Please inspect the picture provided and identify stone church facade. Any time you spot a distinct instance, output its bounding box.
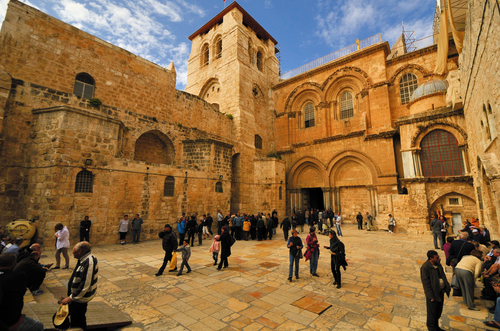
[0,0,497,245]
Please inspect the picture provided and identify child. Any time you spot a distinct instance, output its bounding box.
[197,219,204,246]
[209,235,220,266]
[176,240,191,276]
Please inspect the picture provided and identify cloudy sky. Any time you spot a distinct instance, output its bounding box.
[0,0,436,89]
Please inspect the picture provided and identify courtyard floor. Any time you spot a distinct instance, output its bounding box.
[28,224,495,330]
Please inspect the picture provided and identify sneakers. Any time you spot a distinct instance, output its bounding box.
[31,290,44,296]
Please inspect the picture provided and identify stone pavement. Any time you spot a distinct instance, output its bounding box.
[26,225,495,330]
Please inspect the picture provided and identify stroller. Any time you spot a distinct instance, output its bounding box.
[321,221,331,235]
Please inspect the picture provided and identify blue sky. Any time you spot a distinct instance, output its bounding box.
[0,0,436,89]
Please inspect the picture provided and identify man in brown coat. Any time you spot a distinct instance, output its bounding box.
[420,250,451,331]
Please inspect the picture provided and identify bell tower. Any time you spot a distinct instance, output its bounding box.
[185,2,283,213]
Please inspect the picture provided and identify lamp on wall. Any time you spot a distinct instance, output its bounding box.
[84,159,93,166]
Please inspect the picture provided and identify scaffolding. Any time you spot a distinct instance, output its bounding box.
[402,22,417,53]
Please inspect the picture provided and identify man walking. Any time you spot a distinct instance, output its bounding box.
[356,212,363,230]
[335,213,343,237]
[156,224,178,276]
[420,250,450,331]
[61,242,98,331]
[217,210,224,235]
[132,214,143,244]
[80,216,92,242]
[430,215,444,249]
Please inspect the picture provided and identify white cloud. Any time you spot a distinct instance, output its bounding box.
[0,0,8,25]
[265,0,273,9]
[315,0,434,49]
[45,0,205,88]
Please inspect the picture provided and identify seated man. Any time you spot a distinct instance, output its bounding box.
[16,243,40,262]
[0,253,44,331]
[484,283,500,328]
[4,237,23,255]
[14,251,49,295]
[482,247,500,300]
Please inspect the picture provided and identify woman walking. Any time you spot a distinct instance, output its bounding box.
[287,230,303,282]
[324,230,347,288]
[217,226,232,270]
[119,215,129,245]
[305,226,320,277]
[53,223,70,269]
[455,249,483,310]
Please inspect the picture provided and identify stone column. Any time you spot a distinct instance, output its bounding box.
[459,146,469,174]
[322,188,331,209]
[413,150,423,177]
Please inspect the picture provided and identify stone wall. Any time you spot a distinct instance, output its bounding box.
[460,0,500,234]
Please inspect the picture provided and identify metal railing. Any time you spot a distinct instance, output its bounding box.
[280,34,383,80]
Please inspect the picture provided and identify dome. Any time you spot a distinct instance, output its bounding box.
[410,79,448,102]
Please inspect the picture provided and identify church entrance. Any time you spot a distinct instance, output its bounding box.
[302,188,324,210]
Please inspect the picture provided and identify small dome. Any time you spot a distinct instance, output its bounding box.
[410,79,448,102]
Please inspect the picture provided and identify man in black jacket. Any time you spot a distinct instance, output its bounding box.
[447,232,475,266]
[280,216,291,241]
[14,251,48,295]
[156,224,178,276]
[421,250,450,331]
[356,212,363,230]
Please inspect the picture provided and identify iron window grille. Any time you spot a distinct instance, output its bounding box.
[74,73,95,99]
[255,135,263,149]
[399,73,418,104]
[340,91,354,119]
[420,130,465,177]
[75,169,94,193]
[215,181,223,193]
[164,176,175,197]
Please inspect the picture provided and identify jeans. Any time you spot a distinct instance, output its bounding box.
[12,316,44,331]
[289,254,300,278]
[212,252,219,263]
[331,256,341,285]
[132,229,141,243]
[310,250,319,274]
[432,231,444,249]
[55,247,70,267]
[273,227,277,235]
[335,224,342,236]
[494,297,500,323]
[178,232,185,247]
[178,259,191,274]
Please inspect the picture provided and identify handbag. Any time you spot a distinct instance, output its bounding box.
[296,248,303,259]
[451,274,459,289]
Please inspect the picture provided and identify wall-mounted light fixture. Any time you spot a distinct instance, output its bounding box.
[219,175,223,179]
[85,159,93,166]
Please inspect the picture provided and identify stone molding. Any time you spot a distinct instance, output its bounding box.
[405,91,446,109]
[388,63,434,85]
[182,138,233,149]
[32,106,125,129]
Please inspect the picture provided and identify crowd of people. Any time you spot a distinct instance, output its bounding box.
[421,217,500,330]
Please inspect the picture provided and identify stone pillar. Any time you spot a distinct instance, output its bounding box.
[460,146,469,174]
[322,188,331,209]
[413,150,423,177]
[374,188,379,217]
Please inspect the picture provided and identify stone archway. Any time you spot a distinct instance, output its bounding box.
[429,192,477,235]
[133,130,175,165]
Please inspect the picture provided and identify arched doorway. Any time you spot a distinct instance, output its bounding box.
[429,193,477,235]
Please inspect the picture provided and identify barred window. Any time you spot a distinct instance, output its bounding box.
[279,186,282,200]
[74,73,95,99]
[255,135,262,149]
[75,170,94,193]
[420,130,464,177]
[304,102,315,128]
[340,91,354,119]
[215,181,223,193]
[202,44,209,66]
[399,73,418,104]
[164,176,175,197]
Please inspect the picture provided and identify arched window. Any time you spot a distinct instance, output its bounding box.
[340,91,354,119]
[164,176,175,197]
[420,130,464,177]
[279,186,282,200]
[256,51,263,72]
[304,102,315,128]
[215,37,222,59]
[399,73,418,104]
[75,169,94,193]
[254,135,262,149]
[202,44,209,66]
[73,73,95,99]
[215,181,223,193]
